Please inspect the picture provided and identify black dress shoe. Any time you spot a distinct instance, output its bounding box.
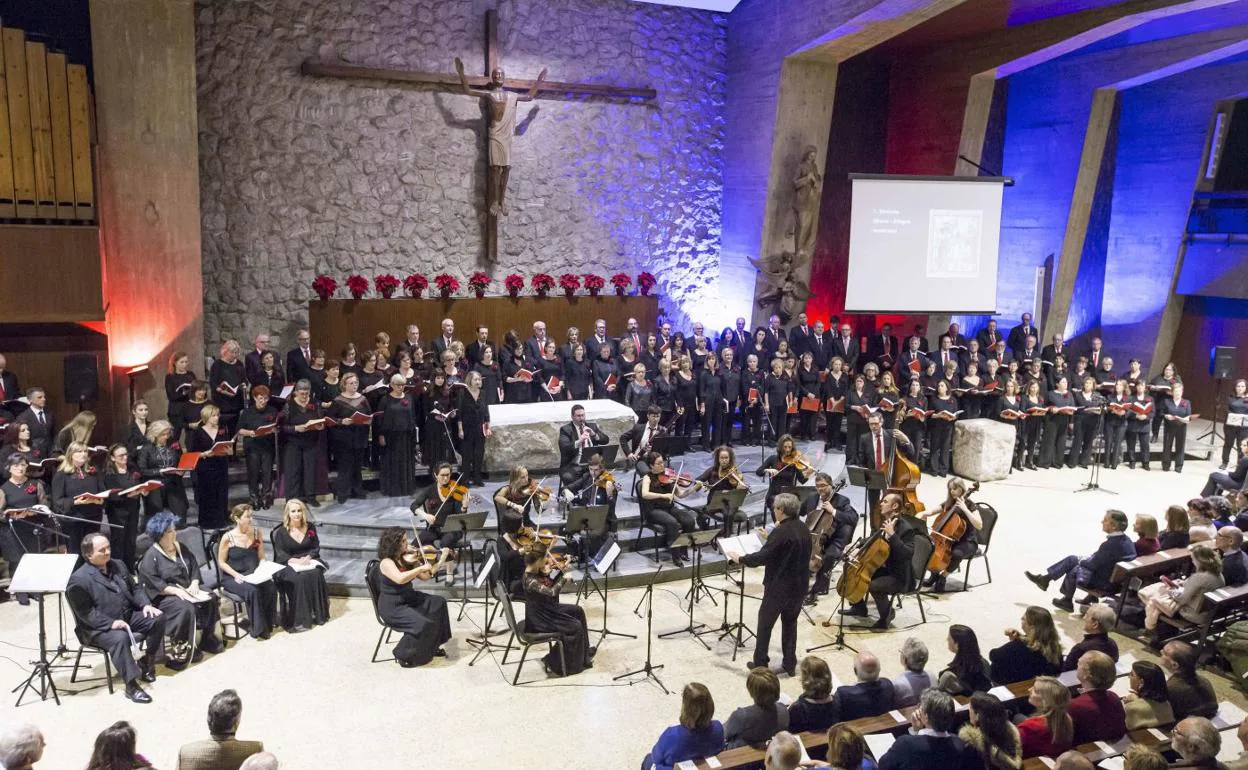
[200,637,225,654]
[839,603,868,617]
[871,613,893,630]
[803,594,819,607]
[1025,571,1051,592]
[125,682,152,704]
[1051,597,1075,612]
[140,663,157,683]
[782,665,796,677]
[433,648,447,658]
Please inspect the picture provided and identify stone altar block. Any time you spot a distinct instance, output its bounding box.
[485,399,638,471]
[952,419,1016,482]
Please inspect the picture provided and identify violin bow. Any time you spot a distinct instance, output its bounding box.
[430,471,467,525]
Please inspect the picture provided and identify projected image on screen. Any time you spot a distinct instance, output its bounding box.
[845,176,1006,314]
[927,210,983,278]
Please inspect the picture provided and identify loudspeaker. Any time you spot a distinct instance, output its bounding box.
[1211,346,1238,379]
[63,354,99,402]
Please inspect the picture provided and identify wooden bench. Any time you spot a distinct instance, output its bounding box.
[1105,548,1194,627]
[1156,582,1248,659]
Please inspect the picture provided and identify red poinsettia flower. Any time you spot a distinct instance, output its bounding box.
[583,274,605,291]
[610,272,632,289]
[433,273,460,292]
[403,273,429,292]
[374,274,400,295]
[345,274,369,296]
[504,274,525,292]
[558,273,581,291]
[468,272,491,291]
[637,272,657,289]
[531,273,555,291]
[311,275,338,300]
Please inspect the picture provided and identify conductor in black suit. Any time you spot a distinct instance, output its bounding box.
[285,329,315,384]
[857,413,915,515]
[725,492,811,676]
[557,403,609,484]
[66,534,165,703]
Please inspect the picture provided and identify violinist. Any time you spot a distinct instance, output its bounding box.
[562,452,620,535]
[640,452,700,567]
[804,473,859,604]
[696,446,749,534]
[756,434,813,514]
[374,527,452,667]
[522,545,595,676]
[622,406,664,479]
[919,478,983,593]
[409,462,465,579]
[840,492,922,630]
[557,404,609,485]
[494,465,542,535]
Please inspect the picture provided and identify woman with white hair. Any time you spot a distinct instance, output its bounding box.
[0,722,44,770]
[137,510,223,665]
[377,373,418,496]
[210,338,247,434]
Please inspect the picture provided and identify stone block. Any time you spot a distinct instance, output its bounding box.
[485,398,638,472]
[952,419,1016,482]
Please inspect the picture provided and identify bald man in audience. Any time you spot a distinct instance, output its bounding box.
[1169,716,1225,769]
[764,731,802,770]
[1217,526,1248,587]
[1053,751,1094,770]
[238,753,279,770]
[0,722,44,770]
[832,651,895,722]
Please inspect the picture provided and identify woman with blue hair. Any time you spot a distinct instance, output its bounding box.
[136,511,223,667]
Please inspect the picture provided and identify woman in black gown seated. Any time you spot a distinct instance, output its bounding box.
[375,526,453,667]
[137,511,223,666]
[522,546,594,676]
[215,504,278,639]
[271,498,330,632]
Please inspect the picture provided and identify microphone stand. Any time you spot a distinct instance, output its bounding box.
[1076,400,1115,495]
[615,562,668,693]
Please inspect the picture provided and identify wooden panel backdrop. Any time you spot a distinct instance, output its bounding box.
[309,296,660,362]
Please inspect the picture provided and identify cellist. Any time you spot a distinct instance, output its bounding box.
[919,477,983,593]
[804,472,859,606]
[838,491,922,630]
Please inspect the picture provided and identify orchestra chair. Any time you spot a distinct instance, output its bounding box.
[205,529,248,642]
[891,536,934,624]
[633,497,667,563]
[492,575,565,686]
[267,526,293,627]
[65,583,145,694]
[177,526,218,590]
[960,504,999,591]
[363,558,397,664]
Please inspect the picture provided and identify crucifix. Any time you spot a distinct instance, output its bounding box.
[301,10,657,262]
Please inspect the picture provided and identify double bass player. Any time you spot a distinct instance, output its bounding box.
[858,413,916,518]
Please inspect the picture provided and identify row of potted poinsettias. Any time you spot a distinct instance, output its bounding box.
[312,271,657,301]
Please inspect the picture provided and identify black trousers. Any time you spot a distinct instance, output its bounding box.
[88,611,165,684]
[1104,420,1126,468]
[645,504,696,549]
[846,419,865,465]
[333,444,367,500]
[461,431,486,484]
[743,404,763,444]
[1162,423,1187,471]
[1024,419,1044,464]
[1126,429,1151,467]
[825,412,844,448]
[753,590,803,671]
[702,405,729,449]
[146,477,188,522]
[1223,424,1246,466]
[851,574,904,620]
[284,442,318,501]
[1070,415,1100,466]
[810,541,847,594]
[928,423,953,474]
[246,444,275,499]
[767,404,787,441]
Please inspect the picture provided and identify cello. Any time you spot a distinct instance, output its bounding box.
[806,478,848,574]
[925,480,980,573]
[832,520,891,607]
[870,430,925,529]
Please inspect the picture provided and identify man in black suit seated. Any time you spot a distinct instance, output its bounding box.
[858,413,916,515]
[867,324,899,371]
[1025,509,1137,612]
[561,452,620,538]
[465,325,495,366]
[621,406,663,472]
[285,328,315,384]
[787,312,812,357]
[725,492,810,676]
[14,387,54,458]
[975,319,1003,351]
[804,473,859,604]
[584,319,613,362]
[1062,603,1119,671]
[243,333,271,386]
[878,690,979,770]
[831,323,859,373]
[1006,312,1037,353]
[66,534,165,703]
[430,318,457,359]
[557,403,609,484]
[1202,437,1248,496]
[831,651,895,721]
[840,491,922,628]
[808,321,830,369]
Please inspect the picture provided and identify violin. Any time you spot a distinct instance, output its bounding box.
[401,544,449,569]
[522,481,553,502]
[440,480,470,502]
[594,469,619,490]
[781,450,814,474]
[513,525,566,551]
[659,468,702,488]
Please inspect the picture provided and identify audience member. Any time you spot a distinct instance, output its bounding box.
[1226,716,1248,770]
[1024,510,1135,612]
[1121,745,1167,770]
[833,652,895,722]
[1123,660,1174,730]
[1217,526,1248,587]
[878,690,978,770]
[1161,641,1218,720]
[891,638,932,708]
[237,754,279,770]
[0,723,44,770]
[1062,603,1118,671]
[1141,544,1224,636]
[763,731,802,770]
[1161,505,1193,550]
[724,668,789,749]
[177,689,265,770]
[1133,514,1161,556]
[957,692,1020,770]
[1169,716,1224,769]
[788,656,837,734]
[1066,651,1126,744]
[937,625,992,696]
[1189,498,1218,544]
[1017,676,1073,758]
[85,721,151,770]
[817,724,873,770]
[1210,495,1235,529]
[988,606,1062,684]
[1052,751,1093,770]
[643,683,725,770]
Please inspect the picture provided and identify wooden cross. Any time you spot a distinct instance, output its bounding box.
[301,10,657,262]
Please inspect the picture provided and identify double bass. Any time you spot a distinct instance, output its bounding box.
[925,481,980,573]
[870,431,925,529]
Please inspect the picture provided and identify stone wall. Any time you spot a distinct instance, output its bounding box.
[196,0,725,351]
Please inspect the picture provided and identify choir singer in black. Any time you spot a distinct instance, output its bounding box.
[724,492,811,677]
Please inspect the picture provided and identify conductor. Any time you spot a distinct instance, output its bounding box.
[66,534,165,703]
[725,492,811,676]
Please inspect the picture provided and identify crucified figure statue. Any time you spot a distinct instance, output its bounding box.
[454,58,548,217]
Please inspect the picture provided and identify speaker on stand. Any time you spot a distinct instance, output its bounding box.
[1200,346,1238,447]
[63,354,99,414]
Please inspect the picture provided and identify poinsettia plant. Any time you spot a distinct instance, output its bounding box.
[312,275,338,301]
[558,273,581,297]
[531,272,556,297]
[610,272,632,296]
[433,273,460,298]
[374,273,400,298]
[403,273,428,297]
[583,273,605,296]
[345,274,369,299]
[468,271,491,297]
[637,272,657,296]
[504,274,524,297]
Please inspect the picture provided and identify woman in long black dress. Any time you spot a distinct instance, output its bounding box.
[1070,376,1105,468]
[282,381,325,507]
[271,498,329,632]
[420,371,457,467]
[164,351,195,443]
[1040,376,1075,469]
[457,372,490,486]
[993,379,1026,471]
[209,339,247,435]
[124,400,150,455]
[0,455,52,599]
[102,444,148,569]
[563,344,592,402]
[899,377,929,467]
[523,547,594,676]
[1020,380,1046,470]
[1222,378,1248,470]
[1103,379,1130,470]
[536,341,565,402]
[699,356,728,449]
[327,372,371,503]
[927,380,959,477]
[474,346,504,405]
[795,352,820,440]
[51,441,106,556]
[135,420,189,520]
[216,504,278,639]
[376,374,418,497]
[237,386,278,510]
[843,374,874,466]
[186,404,233,530]
[591,345,618,403]
[502,333,534,404]
[375,526,452,667]
[675,356,700,440]
[137,511,223,665]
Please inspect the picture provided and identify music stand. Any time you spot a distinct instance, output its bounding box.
[9,553,77,706]
[445,510,489,619]
[707,488,749,536]
[467,547,510,665]
[565,505,610,599]
[778,485,819,506]
[591,444,620,466]
[615,562,668,694]
[583,535,636,645]
[845,465,887,536]
[658,529,720,649]
[652,435,690,458]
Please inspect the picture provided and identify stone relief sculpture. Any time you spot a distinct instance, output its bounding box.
[749,250,811,324]
[787,144,823,257]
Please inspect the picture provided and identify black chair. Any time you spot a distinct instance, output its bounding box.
[65,583,144,694]
[177,525,217,590]
[960,504,999,591]
[892,535,935,624]
[633,499,665,562]
[268,526,294,627]
[363,558,398,663]
[493,577,565,686]
[205,529,247,641]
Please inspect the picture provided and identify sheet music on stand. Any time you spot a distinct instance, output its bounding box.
[591,537,621,575]
[9,553,78,594]
[474,552,497,589]
[718,531,763,559]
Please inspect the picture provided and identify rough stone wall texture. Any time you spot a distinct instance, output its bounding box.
[196,0,725,350]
